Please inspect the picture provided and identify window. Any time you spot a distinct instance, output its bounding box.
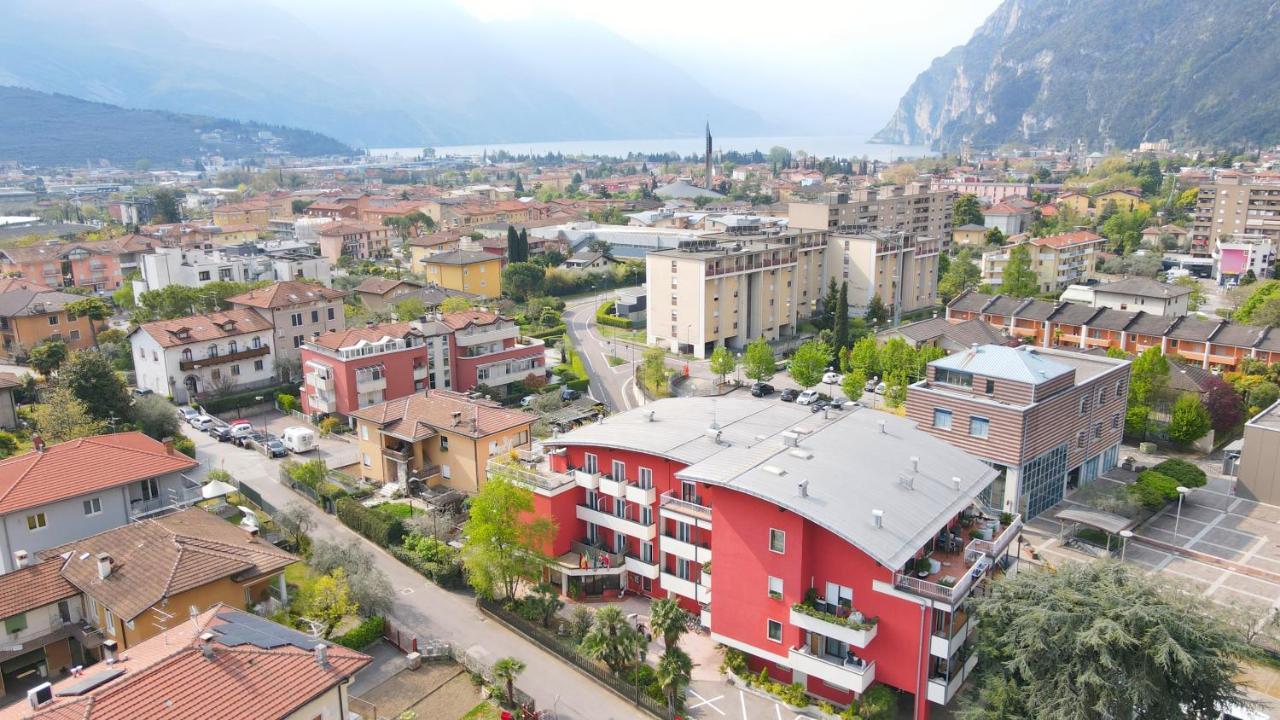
[767,576,783,600]
[969,416,989,438]
[5,613,27,636]
[198,270,211,281]
[1112,413,1121,430]
[642,541,654,563]
[83,497,102,516]
[327,307,336,321]
[47,315,58,326]
[935,368,972,388]
[640,506,652,525]
[311,310,319,323]
[611,460,626,482]
[362,452,371,467]
[1116,378,1126,396]
[26,513,46,531]
[985,378,995,394]
[1077,431,1086,448]
[614,499,628,519]
[70,330,81,341]
[104,609,115,636]
[254,359,264,371]
[583,453,598,474]
[290,312,303,327]
[766,619,782,643]
[638,467,653,489]
[932,408,953,430]
[293,335,304,348]
[360,425,369,440]
[1094,422,1103,439]
[769,528,785,554]
[1098,386,1107,403]
[231,364,240,376]
[440,436,449,451]
[1079,397,1089,415]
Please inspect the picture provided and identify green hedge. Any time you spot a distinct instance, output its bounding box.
[335,498,405,547]
[595,301,633,329]
[333,616,385,650]
[1151,458,1207,488]
[201,383,300,415]
[1129,470,1180,510]
[388,545,466,589]
[566,378,589,392]
[525,324,567,340]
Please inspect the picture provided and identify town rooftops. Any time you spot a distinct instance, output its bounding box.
[45,508,296,622]
[0,433,197,516]
[422,249,500,266]
[984,202,1025,216]
[440,309,504,331]
[953,223,988,232]
[1030,230,1105,249]
[0,278,52,294]
[0,289,90,318]
[354,276,423,296]
[883,317,1009,348]
[676,407,998,569]
[315,220,382,236]
[226,280,346,309]
[932,344,1075,385]
[349,389,535,440]
[0,557,78,621]
[1093,277,1192,299]
[0,605,369,720]
[133,309,274,348]
[0,242,118,264]
[307,321,415,351]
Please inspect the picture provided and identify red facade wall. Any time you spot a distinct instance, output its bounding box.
[451,340,546,392]
[299,344,427,416]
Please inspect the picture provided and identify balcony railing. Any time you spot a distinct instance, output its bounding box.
[487,458,574,493]
[129,479,202,519]
[658,491,712,523]
[382,444,411,462]
[179,344,269,371]
[897,513,1021,606]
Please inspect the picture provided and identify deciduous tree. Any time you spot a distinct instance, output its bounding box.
[501,262,545,301]
[952,194,984,227]
[787,340,829,389]
[299,568,358,639]
[65,297,111,348]
[708,346,736,385]
[460,471,556,600]
[742,337,776,382]
[31,386,105,443]
[1167,392,1212,446]
[999,244,1038,298]
[60,350,131,423]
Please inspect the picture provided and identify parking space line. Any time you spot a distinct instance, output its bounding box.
[739,690,749,720]
[688,689,726,716]
[775,702,783,720]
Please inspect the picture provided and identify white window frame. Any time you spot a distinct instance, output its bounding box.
[83,497,102,516]
[933,408,952,430]
[766,619,782,643]
[26,513,46,531]
[769,528,785,554]
[767,576,783,600]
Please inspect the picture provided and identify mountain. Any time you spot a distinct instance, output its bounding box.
[0,86,353,168]
[0,0,765,148]
[873,0,1280,150]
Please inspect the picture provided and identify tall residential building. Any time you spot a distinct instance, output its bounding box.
[228,281,347,366]
[645,229,828,358]
[906,344,1130,519]
[787,182,954,244]
[1190,172,1280,257]
[833,231,941,316]
[507,397,1019,716]
[980,231,1106,293]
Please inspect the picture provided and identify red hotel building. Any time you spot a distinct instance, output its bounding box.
[500,397,1020,717]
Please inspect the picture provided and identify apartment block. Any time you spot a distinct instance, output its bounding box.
[907,344,1130,519]
[130,310,277,403]
[833,231,940,315]
[228,281,347,366]
[1190,172,1280,256]
[440,310,546,392]
[0,289,98,360]
[506,397,1018,716]
[981,231,1106,293]
[787,182,954,243]
[300,321,444,418]
[645,229,827,358]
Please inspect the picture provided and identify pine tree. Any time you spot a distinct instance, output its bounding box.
[514,174,524,194]
[865,295,889,326]
[518,229,529,262]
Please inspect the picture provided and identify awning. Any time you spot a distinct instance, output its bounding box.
[1055,507,1137,535]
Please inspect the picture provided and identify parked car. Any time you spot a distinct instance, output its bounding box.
[796,389,820,405]
[874,382,887,395]
[131,387,154,398]
[821,371,842,385]
[750,382,775,397]
[231,424,258,447]
[255,435,288,458]
[779,388,798,402]
[210,424,235,442]
[190,415,215,431]
[238,431,267,449]
[561,387,581,402]
[520,394,537,408]
[282,426,317,453]
[864,377,879,393]
[810,399,829,413]
[177,406,200,423]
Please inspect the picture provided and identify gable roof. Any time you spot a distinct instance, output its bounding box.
[0,242,118,264]
[0,433,197,516]
[1093,277,1192,299]
[422,249,500,266]
[349,389,535,440]
[439,309,503,330]
[134,309,274,348]
[0,606,368,720]
[1031,230,1105,249]
[49,508,297,621]
[888,317,1009,347]
[353,277,422,296]
[226,281,345,309]
[0,557,79,620]
[0,278,52,294]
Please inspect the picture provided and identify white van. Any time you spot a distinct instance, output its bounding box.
[281,426,317,454]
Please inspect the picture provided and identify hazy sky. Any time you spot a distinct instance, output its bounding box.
[455,0,1003,133]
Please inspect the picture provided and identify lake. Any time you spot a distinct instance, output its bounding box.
[370,134,933,161]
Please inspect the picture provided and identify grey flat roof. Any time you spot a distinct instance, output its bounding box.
[1247,399,1280,432]
[676,408,998,569]
[932,344,1074,385]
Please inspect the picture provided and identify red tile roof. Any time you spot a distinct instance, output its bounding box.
[0,606,369,720]
[134,309,274,348]
[0,278,52,294]
[1030,230,1105,249]
[440,309,502,330]
[0,558,78,620]
[349,389,535,439]
[226,281,346,309]
[307,321,415,351]
[0,433,197,516]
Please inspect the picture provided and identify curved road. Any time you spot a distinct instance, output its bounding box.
[563,295,643,412]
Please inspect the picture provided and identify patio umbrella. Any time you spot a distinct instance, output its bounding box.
[202,479,238,499]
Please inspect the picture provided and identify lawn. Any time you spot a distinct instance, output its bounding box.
[606,355,625,367]
[375,502,418,519]
[460,701,502,720]
[596,325,647,345]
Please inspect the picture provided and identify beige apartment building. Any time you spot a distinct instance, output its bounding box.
[981,231,1106,294]
[787,182,954,243]
[228,280,347,367]
[833,231,941,317]
[1190,172,1280,257]
[645,229,827,358]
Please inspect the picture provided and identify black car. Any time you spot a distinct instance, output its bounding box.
[810,399,829,413]
[779,388,798,402]
[750,382,775,397]
[238,431,267,449]
[210,424,235,442]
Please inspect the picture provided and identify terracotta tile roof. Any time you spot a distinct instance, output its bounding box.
[354,277,422,296]
[226,281,346,309]
[48,508,297,621]
[0,243,119,264]
[406,230,465,248]
[0,373,20,390]
[307,321,415,351]
[350,389,535,440]
[315,221,382,236]
[110,233,158,253]
[134,309,274,348]
[0,558,79,620]
[0,605,369,720]
[1030,230,1104,249]
[0,433,197,516]
[984,202,1025,216]
[0,278,52,294]
[440,309,502,330]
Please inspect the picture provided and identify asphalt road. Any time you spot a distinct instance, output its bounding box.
[563,295,643,412]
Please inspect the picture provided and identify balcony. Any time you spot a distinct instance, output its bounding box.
[306,371,333,391]
[575,470,600,490]
[790,604,878,649]
[576,504,657,540]
[129,478,202,519]
[308,393,335,413]
[455,326,520,348]
[625,483,656,505]
[382,443,412,462]
[487,457,575,495]
[931,612,975,659]
[624,554,660,579]
[927,651,979,705]
[413,364,429,380]
[658,491,712,529]
[554,541,627,578]
[179,344,269,371]
[894,512,1021,608]
[598,475,625,499]
[659,533,711,564]
[356,373,387,392]
[659,571,710,602]
[787,645,875,694]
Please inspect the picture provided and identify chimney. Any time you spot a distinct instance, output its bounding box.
[13,550,28,569]
[162,437,175,455]
[872,509,884,528]
[32,435,44,453]
[451,411,462,427]
[647,410,655,422]
[102,639,118,664]
[797,479,808,497]
[312,331,320,340]
[314,643,329,668]
[199,631,216,660]
[96,553,113,579]
[953,476,962,492]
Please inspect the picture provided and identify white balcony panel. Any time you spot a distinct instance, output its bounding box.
[930,617,976,659]
[624,556,660,579]
[789,607,878,649]
[625,484,656,505]
[927,652,979,705]
[786,647,875,694]
[660,572,697,600]
[597,476,625,498]
[574,470,599,490]
[575,505,656,540]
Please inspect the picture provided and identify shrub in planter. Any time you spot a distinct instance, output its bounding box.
[778,682,809,707]
[1152,458,1206,489]
[1129,470,1180,510]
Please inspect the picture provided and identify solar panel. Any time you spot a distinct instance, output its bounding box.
[213,612,321,650]
[56,669,125,696]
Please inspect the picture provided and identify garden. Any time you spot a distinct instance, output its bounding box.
[721,648,896,719]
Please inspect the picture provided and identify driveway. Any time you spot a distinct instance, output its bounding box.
[182,424,642,720]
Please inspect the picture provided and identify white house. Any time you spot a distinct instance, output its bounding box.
[129,309,277,403]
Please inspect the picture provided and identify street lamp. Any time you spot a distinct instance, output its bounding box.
[1173,486,1191,539]
[824,366,836,402]
[1119,529,1134,561]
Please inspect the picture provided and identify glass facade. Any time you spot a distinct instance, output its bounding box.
[1020,443,1069,519]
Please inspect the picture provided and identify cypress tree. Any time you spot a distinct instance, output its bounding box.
[518,228,530,262]
[833,281,850,356]
[506,225,520,262]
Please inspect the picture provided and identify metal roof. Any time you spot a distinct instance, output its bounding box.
[676,408,998,569]
[931,344,1074,385]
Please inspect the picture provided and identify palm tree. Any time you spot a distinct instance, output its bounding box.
[580,605,644,674]
[491,656,525,707]
[648,598,688,651]
[656,645,693,716]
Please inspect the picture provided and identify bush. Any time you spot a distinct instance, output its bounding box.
[277,394,298,414]
[525,325,566,340]
[565,378,589,392]
[200,383,299,415]
[172,435,196,458]
[375,502,417,519]
[721,647,749,676]
[778,682,809,707]
[389,541,464,588]
[595,301,633,329]
[1152,458,1207,489]
[336,498,405,547]
[1129,470,1180,510]
[333,615,384,650]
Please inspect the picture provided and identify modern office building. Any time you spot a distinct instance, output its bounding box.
[906,344,1130,518]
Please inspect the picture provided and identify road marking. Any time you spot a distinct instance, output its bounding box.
[688,690,725,715]
[775,702,784,720]
[399,587,414,595]
[739,690,749,720]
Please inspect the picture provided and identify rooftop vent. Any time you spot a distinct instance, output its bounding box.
[781,431,799,447]
[13,550,28,569]
[314,643,329,668]
[787,448,813,460]
[953,476,962,492]
[797,479,809,498]
[910,456,919,473]
[96,553,113,580]
[872,509,884,528]
[763,465,786,476]
[647,410,656,423]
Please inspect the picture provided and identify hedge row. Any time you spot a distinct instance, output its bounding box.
[525,324,567,340]
[1151,458,1207,488]
[595,301,633,329]
[335,498,405,547]
[333,616,385,650]
[387,545,466,589]
[565,378,589,392]
[201,383,300,415]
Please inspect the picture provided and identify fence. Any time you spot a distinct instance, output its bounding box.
[382,617,419,654]
[235,481,277,517]
[477,598,670,719]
